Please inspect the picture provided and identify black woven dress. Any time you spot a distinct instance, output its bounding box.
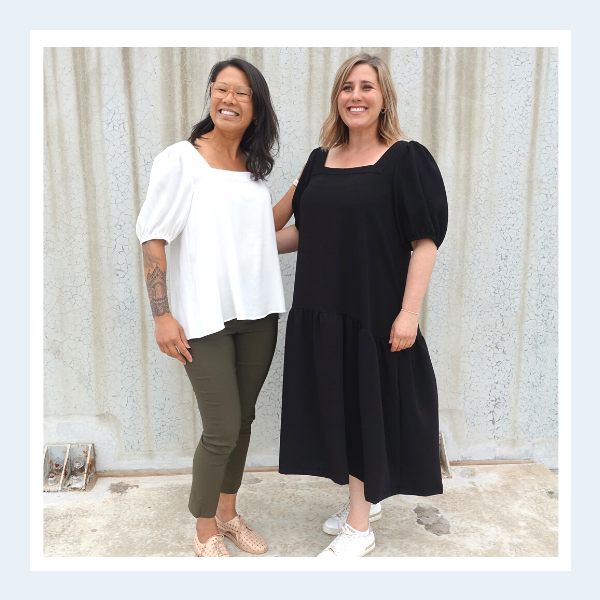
[278,140,448,504]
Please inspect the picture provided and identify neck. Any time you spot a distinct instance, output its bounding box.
[346,126,381,152]
[203,127,244,161]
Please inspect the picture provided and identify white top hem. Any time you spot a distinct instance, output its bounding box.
[186,307,288,340]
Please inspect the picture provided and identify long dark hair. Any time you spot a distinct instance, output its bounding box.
[188,57,279,181]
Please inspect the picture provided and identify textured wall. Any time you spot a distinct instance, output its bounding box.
[43,47,558,471]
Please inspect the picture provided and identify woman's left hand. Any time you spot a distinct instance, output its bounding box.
[389,311,419,352]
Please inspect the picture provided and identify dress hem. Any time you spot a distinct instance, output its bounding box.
[277,464,444,502]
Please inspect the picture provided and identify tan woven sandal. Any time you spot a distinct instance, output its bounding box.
[193,532,230,557]
[215,514,268,554]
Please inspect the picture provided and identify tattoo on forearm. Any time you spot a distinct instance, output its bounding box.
[143,243,163,271]
[146,265,170,317]
[142,242,171,317]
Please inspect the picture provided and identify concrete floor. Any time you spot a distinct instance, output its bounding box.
[44,463,558,557]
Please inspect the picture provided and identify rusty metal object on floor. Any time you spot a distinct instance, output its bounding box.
[43,444,97,492]
[439,431,452,478]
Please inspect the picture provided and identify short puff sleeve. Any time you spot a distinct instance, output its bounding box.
[292,147,321,231]
[393,141,448,250]
[136,143,196,245]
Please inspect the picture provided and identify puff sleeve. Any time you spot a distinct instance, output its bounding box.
[393,141,448,250]
[136,143,196,245]
[292,147,321,231]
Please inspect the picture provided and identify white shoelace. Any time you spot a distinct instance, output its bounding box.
[327,523,363,555]
[334,499,351,524]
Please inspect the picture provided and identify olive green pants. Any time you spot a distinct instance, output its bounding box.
[184,313,279,519]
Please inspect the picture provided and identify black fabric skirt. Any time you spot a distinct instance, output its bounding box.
[278,308,443,504]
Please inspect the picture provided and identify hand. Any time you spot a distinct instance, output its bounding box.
[389,311,419,352]
[154,314,193,364]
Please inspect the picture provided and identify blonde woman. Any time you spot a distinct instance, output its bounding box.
[273,53,448,557]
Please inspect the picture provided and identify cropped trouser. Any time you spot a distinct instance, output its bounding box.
[184,313,278,519]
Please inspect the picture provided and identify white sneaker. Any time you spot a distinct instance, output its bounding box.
[322,499,382,535]
[317,523,376,558]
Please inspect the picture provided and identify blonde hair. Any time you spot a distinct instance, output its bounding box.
[319,53,407,150]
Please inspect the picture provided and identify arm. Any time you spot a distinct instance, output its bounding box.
[276,224,299,254]
[272,165,305,231]
[273,184,296,232]
[142,239,193,364]
[389,238,438,352]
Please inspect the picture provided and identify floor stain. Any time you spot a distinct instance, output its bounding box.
[242,474,262,485]
[109,481,139,495]
[459,468,478,479]
[414,503,451,536]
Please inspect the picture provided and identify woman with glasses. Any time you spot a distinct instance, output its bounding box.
[274,53,448,557]
[136,58,285,557]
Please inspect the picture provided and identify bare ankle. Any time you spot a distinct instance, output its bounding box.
[196,517,219,543]
[216,492,238,523]
[215,508,238,522]
[346,516,369,532]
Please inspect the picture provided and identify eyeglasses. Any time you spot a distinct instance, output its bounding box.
[210,81,253,103]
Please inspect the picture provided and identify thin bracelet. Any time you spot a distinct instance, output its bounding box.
[401,308,419,316]
[292,178,299,187]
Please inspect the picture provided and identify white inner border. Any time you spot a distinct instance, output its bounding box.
[31,29,571,572]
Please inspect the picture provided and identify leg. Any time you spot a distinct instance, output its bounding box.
[317,475,376,557]
[346,475,371,532]
[216,314,279,521]
[184,324,242,541]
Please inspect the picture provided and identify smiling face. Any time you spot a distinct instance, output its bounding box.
[337,63,384,135]
[209,66,254,134]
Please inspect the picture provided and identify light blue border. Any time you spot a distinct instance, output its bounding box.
[4,0,594,596]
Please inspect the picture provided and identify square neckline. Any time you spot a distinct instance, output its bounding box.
[186,140,253,180]
[321,140,406,173]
